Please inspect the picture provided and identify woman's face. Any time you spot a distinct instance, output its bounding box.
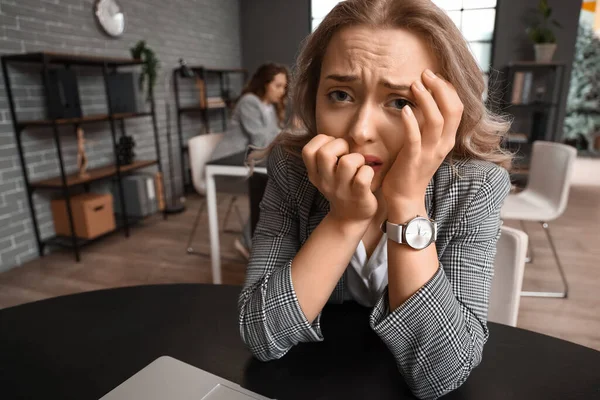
[315,25,439,191]
[265,72,287,103]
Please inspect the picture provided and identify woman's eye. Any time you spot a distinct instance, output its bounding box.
[388,98,412,110]
[328,90,352,102]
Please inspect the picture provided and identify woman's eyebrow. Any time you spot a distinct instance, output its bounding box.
[324,74,411,92]
[380,79,411,92]
[324,74,358,83]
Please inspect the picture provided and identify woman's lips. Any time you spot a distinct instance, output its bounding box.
[363,155,383,171]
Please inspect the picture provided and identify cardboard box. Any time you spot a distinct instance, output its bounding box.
[51,193,116,239]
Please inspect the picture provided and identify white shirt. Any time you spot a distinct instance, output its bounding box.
[345,234,389,307]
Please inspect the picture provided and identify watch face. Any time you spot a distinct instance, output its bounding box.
[404,217,434,250]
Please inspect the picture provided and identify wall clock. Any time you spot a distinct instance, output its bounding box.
[94,0,125,38]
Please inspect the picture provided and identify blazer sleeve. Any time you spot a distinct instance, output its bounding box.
[238,96,269,148]
[238,146,324,362]
[369,166,511,400]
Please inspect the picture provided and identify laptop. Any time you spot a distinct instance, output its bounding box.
[99,356,273,400]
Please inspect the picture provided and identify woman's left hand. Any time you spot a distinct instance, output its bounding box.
[381,69,464,210]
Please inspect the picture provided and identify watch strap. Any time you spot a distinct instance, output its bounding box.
[383,220,404,244]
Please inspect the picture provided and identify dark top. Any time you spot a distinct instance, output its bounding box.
[0,284,598,400]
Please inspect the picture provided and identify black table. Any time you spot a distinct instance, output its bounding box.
[0,285,598,400]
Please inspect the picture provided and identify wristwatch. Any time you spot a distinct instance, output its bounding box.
[381,215,437,250]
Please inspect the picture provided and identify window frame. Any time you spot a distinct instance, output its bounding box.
[308,0,500,73]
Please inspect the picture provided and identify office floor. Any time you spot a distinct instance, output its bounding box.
[0,176,599,352]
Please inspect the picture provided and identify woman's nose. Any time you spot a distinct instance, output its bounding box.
[347,103,376,145]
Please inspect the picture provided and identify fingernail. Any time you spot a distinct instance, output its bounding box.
[403,105,413,116]
[424,69,436,79]
[413,81,425,91]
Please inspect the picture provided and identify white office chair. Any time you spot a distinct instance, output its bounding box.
[488,226,529,327]
[500,141,577,298]
[186,133,244,255]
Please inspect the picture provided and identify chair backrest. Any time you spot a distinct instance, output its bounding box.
[488,226,529,327]
[188,133,224,196]
[248,172,269,236]
[526,141,577,216]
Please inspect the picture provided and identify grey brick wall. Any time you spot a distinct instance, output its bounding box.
[0,0,242,271]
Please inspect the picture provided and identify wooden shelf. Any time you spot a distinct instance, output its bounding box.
[179,105,227,113]
[42,215,144,249]
[31,160,157,189]
[17,112,152,128]
[190,66,246,74]
[508,61,566,68]
[1,51,144,67]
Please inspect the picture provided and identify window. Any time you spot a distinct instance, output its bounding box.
[432,0,497,73]
[311,0,346,32]
[310,0,497,73]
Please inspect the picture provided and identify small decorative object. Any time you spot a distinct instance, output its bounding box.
[94,0,125,38]
[534,86,546,102]
[526,0,562,63]
[116,135,136,165]
[178,59,195,78]
[76,127,89,179]
[130,40,159,102]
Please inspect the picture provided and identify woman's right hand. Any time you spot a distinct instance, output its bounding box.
[302,134,378,225]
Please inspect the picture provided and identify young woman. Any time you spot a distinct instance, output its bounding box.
[239,1,512,399]
[210,62,289,161]
[210,63,289,257]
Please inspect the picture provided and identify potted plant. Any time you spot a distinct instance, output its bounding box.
[130,40,159,102]
[526,0,561,63]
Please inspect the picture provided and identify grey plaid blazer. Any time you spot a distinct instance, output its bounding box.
[238,145,511,400]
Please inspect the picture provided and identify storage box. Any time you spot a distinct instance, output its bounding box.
[112,174,158,218]
[51,193,116,239]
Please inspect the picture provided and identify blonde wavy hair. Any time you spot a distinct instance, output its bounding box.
[257,0,512,170]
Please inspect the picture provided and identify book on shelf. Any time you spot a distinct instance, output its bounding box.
[195,78,206,108]
[510,71,534,105]
[206,97,226,108]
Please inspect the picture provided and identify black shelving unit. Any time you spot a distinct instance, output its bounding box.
[1,51,166,262]
[501,61,567,179]
[172,66,247,191]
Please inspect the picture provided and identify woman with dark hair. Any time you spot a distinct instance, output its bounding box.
[210,63,289,161]
[239,1,513,399]
[211,63,289,258]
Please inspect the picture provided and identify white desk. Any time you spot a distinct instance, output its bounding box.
[205,152,267,284]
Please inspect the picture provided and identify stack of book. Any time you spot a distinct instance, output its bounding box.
[510,72,534,104]
[206,97,226,108]
[194,77,226,109]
